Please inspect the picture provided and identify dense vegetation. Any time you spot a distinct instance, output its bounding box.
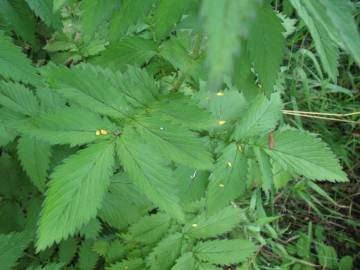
[0,0,359,269]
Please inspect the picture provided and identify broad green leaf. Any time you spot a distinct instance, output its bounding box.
[26,263,64,270]
[0,32,39,85]
[319,0,360,67]
[172,252,196,270]
[206,143,247,213]
[81,0,117,41]
[116,129,184,221]
[247,4,285,92]
[0,0,38,47]
[194,239,257,265]
[127,213,171,244]
[147,233,183,270]
[109,0,153,41]
[37,142,115,251]
[0,81,39,116]
[79,218,102,240]
[53,0,68,11]
[185,206,245,239]
[174,166,208,204]
[78,240,99,270]
[45,64,158,118]
[0,231,32,270]
[21,108,117,146]
[99,174,150,229]
[201,0,260,91]
[17,135,51,192]
[153,0,193,41]
[290,0,339,81]
[106,258,144,270]
[339,256,353,270]
[25,0,61,29]
[58,238,78,265]
[133,115,213,170]
[253,147,273,192]
[92,37,157,71]
[262,130,348,182]
[232,93,283,140]
[151,93,217,130]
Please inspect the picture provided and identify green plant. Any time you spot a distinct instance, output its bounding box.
[0,0,359,269]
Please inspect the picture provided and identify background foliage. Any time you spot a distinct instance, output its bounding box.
[0,0,359,269]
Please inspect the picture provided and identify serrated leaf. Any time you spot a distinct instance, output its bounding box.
[106,258,144,270]
[290,0,339,81]
[26,263,64,270]
[78,240,99,270]
[253,147,273,192]
[185,206,245,239]
[45,64,158,118]
[151,93,217,130]
[247,4,285,92]
[0,231,32,270]
[153,0,193,41]
[37,142,115,251]
[0,0,38,47]
[0,32,40,85]
[206,143,247,214]
[21,108,117,146]
[79,218,102,240]
[81,0,117,41]
[232,93,283,140]
[116,129,184,221]
[134,115,213,170]
[0,81,39,116]
[261,130,348,182]
[147,233,183,270]
[174,166,208,204]
[172,252,196,270]
[201,0,260,91]
[194,239,257,265]
[318,0,360,67]
[92,37,157,71]
[127,213,171,244]
[17,135,51,192]
[25,0,61,29]
[58,238,78,265]
[109,0,153,42]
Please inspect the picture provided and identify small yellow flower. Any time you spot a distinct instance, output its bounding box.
[192,223,198,228]
[218,120,226,126]
[95,130,101,136]
[100,129,109,135]
[216,91,224,96]
[227,161,232,168]
[219,183,225,188]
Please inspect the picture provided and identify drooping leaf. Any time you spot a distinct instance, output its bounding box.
[58,238,78,265]
[247,4,285,92]
[17,135,51,192]
[78,240,99,270]
[201,0,260,91]
[37,142,115,251]
[290,0,339,81]
[261,129,348,182]
[253,146,273,192]
[194,239,257,265]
